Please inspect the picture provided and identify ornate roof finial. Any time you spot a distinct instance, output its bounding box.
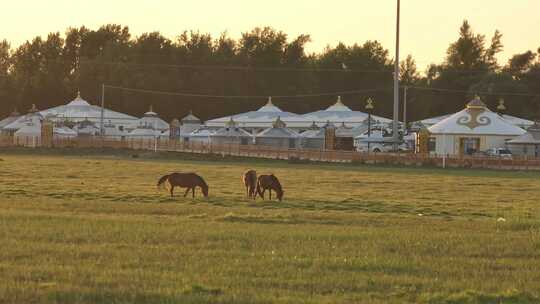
[466,95,487,109]
[497,98,506,112]
[272,116,286,128]
[77,90,81,99]
[310,121,318,130]
[29,104,38,113]
[336,96,343,105]
[149,104,153,113]
[267,96,273,106]
[225,117,236,128]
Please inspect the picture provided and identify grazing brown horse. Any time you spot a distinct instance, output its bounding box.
[256,174,284,201]
[157,172,209,198]
[242,169,257,199]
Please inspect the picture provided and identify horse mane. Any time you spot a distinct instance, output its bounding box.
[157,174,170,189]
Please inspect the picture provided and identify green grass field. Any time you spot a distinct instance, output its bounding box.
[1,149,540,303]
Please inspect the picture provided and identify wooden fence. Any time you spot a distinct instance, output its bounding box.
[2,135,540,170]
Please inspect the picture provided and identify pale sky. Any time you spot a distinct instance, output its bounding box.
[3,0,540,70]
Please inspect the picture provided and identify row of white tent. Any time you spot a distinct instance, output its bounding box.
[1,92,538,155]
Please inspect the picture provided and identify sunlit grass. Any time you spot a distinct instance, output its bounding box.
[0,151,539,303]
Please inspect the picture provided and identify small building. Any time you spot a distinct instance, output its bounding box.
[0,109,22,133]
[427,97,526,156]
[300,122,325,149]
[302,96,392,128]
[3,104,42,136]
[187,126,215,144]
[210,118,253,145]
[205,97,308,131]
[506,122,540,157]
[131,106,169,131]
[255,117,300,149]
[40,91,138,129]
[179,111,203,141]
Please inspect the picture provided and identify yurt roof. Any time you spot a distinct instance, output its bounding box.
[428,97,526,136]
[301,128,325,139]
[302,96,392,125]
[181,111,201,123]
[0,113,22,129]
[414,113,533,129]
[14,122,41,136]
[3,112,43,131]
[507,123,540,144]
[205,97,308,128]
[40,92,138,122]
[132,106,169,131]
[189,127,215,138]
[211,126,253,138]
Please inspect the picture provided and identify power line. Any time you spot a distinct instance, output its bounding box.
[81,60,393,74]
[104,84,392,99]
[406,85,540,98]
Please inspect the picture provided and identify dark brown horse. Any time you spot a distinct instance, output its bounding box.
[157,172,209,198]
[256,174,283,201]
[242,169,257,199]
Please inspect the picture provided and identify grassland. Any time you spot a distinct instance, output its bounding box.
[1,149,540,303]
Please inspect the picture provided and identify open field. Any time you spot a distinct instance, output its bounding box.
[1,149,540,303]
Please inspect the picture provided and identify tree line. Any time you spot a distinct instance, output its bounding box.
[1,21,539,123]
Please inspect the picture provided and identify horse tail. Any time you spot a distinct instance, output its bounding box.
[157,174,170,189]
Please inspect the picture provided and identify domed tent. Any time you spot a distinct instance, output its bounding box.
[506,122,540,157]
[40,92,138,132]
[0,109,22,133]
[427,96,526,156]
[205,97,309,131]
[302,96,391,128]
[255,116,300,149]
[300,122,325,149]
[131,105,169,131]
[210,118,253,145]
[3,104,43,135]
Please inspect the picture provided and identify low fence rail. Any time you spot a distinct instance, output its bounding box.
[1,135,540,170]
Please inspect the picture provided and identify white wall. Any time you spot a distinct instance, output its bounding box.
[432,134,518,156]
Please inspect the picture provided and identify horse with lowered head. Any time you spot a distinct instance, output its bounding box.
[256,174,284,201]
[157,172,209,198]
[242,169,257,199]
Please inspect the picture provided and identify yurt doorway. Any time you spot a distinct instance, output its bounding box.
[459,137,480,155]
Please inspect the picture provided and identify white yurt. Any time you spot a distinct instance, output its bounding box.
[506,122,540,157]
[210,118,253,145]
[132,106,169,131]
[3,104,43,135]
[40,91,138,129]
[205,97,309,131]
[302,96,391,128]
[187,126,215,144]
[13,117,42,147]
[73,119,100,137]
[179,111,203,140]
[427,96,526,156]
[300,122,325,149]
[412,110,534,131]
[0,109,22,133]
[255,116,301,149]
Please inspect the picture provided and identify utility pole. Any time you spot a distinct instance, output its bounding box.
[403,86,408,135]
[100,84,105,136]
[392,0,401,148]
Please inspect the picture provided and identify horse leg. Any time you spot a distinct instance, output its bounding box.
[269,189,272,200]
[170,185,174,197]
[192,187,195,198]
[183,188,190,197]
